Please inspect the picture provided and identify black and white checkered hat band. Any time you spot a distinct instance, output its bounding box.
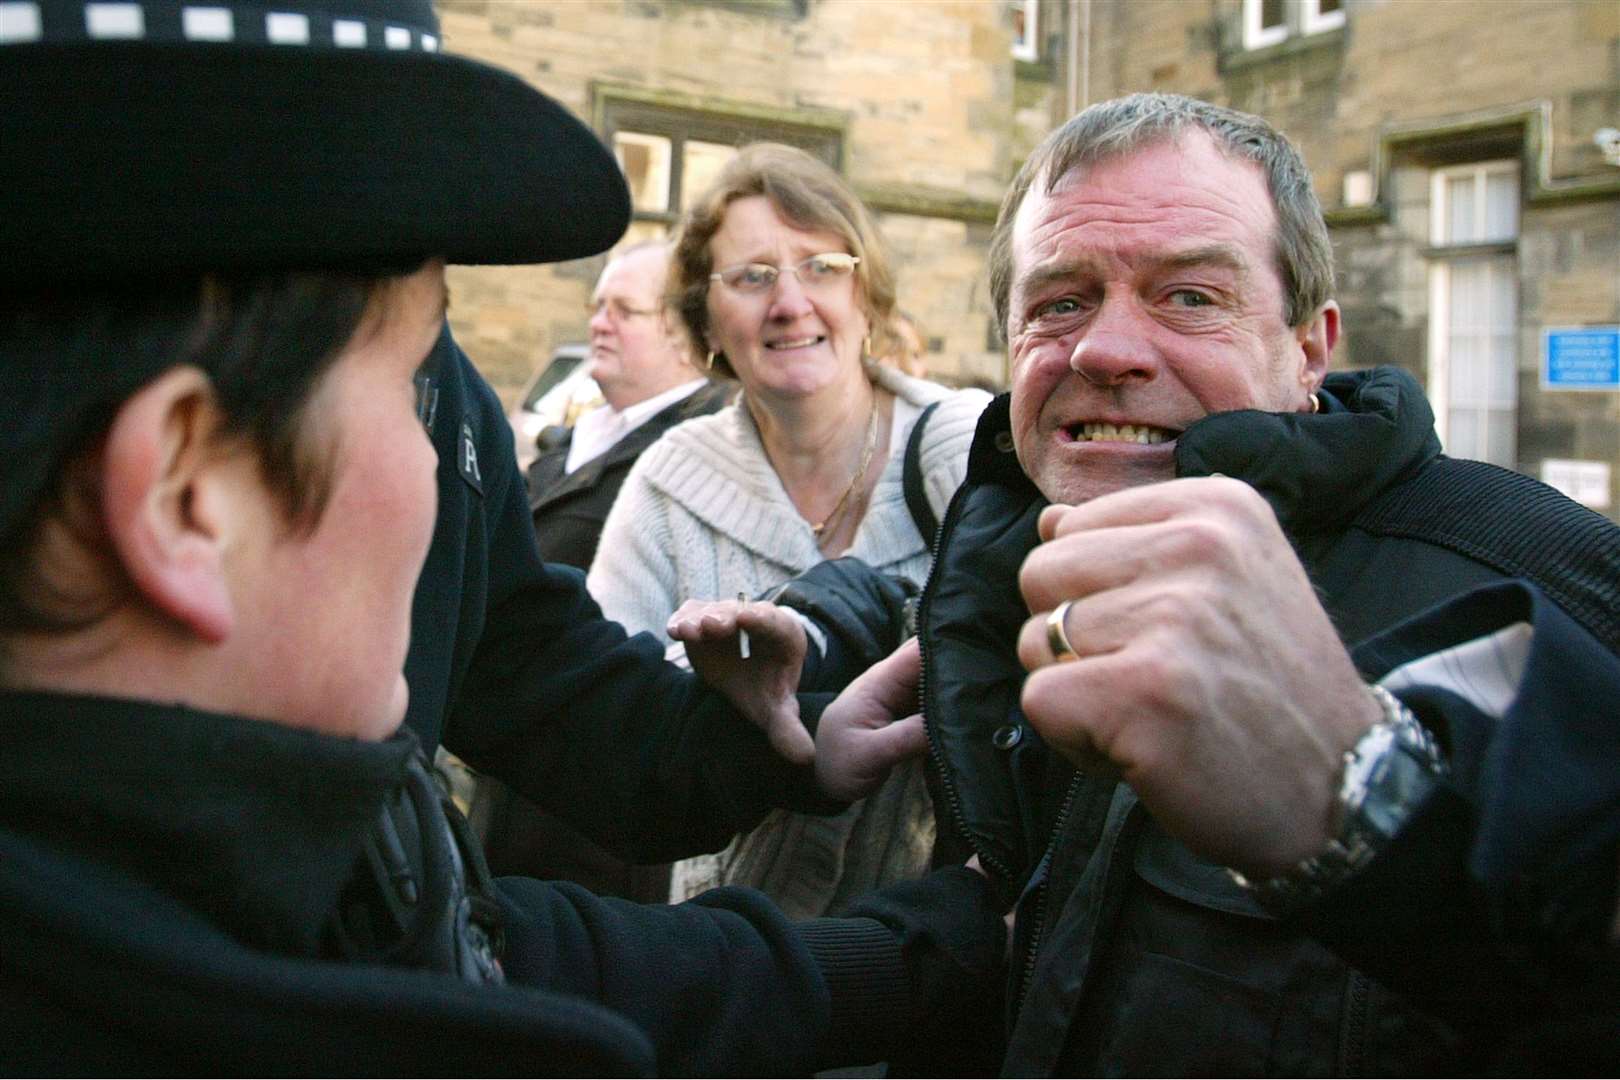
[0,1,439,51]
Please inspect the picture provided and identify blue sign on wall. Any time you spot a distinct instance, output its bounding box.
[1543,326,1620,390]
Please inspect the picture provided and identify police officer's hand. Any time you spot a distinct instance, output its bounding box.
[815,638,928,802]
[669,597,814,764]
[1014,476,1380,879]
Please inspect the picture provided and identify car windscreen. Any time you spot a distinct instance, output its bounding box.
[523,353,585,410]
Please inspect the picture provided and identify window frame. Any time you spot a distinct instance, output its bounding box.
[1243,0,1344,51]
[1300,0,1345,36]
[1429,159,1520,247]
[1426,160,1522,466]
[1242,0,1289,50]
[1011,0,1040,62]
[599,96,843,238]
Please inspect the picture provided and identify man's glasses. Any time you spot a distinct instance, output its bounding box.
[587,297,661,322]
[710,252,860,295]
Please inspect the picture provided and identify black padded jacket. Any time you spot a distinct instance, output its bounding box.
[916,367,1620,1075]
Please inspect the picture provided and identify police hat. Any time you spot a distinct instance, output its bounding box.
[0,0,630,281]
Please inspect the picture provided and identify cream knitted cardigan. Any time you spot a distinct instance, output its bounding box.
[587,367,990,917]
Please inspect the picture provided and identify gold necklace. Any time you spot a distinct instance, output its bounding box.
[811,392,880,537]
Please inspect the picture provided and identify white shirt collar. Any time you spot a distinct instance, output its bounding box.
[564,378,707,475]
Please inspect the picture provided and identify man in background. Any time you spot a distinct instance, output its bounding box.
[526,241,727,570]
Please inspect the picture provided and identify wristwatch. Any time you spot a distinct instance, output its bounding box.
[1231,684,1448,915]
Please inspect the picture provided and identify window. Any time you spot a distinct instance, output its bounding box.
[1011,0,1039,62]
[1300,0,1344,35]
[1243,0,1287,49]
[1427,161,1520,467]
[612,131,721,246]
[1243,0,1343,50]
[600,96,842,244]
[615,132,672,215]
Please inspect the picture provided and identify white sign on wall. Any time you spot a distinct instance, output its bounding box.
[1540,458,1612,509]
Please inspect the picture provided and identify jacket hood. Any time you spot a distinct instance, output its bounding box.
[1176,366,1442,535]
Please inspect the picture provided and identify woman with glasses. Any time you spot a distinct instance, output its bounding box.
[588,142,990,917]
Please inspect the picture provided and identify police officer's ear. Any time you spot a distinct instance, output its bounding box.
[99,366,238,644]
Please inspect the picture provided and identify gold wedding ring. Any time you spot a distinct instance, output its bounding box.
[1045,600,1079,662]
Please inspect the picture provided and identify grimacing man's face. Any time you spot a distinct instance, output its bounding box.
[1005,131,1334,507]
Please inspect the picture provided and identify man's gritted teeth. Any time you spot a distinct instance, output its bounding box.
[1063,421,1179,445]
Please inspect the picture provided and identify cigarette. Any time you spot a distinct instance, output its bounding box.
[737,591,750,659]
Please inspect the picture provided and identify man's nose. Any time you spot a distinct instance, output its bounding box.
[588,303,615,335]
[767,269,814,320]
[1069,296,1159,386]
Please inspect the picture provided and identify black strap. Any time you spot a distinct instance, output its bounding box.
[904,400,943,549]
[329,750,506,984]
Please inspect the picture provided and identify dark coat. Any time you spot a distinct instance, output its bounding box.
[403,328,824,862]
[0,328,1011,1075]
[526,382,730,571]
[916,367,1620,1074]
[471,382,729,899]
[0,693,657,1076]
[0,691,1007,1075]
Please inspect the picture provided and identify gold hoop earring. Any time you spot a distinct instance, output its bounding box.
[706,350,718,371]
[1308,392,1320,414]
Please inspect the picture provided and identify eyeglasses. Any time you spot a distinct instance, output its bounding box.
[709,252,860,294]
[587,297,661,322]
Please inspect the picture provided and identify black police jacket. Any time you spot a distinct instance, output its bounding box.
[0,690,1008,1075]
[404,326,834,863]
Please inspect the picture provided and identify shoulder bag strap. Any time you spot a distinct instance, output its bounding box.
[904,400,943,549]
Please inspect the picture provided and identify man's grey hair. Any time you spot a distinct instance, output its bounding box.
[987,93,1334,338]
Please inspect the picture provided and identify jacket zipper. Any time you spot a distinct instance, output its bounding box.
[916,484,1015,883]
[1013,771,1083,1014]
[1339,969,1372,1075]
[915,433,1080,1019]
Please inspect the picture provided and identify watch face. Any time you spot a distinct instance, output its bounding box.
[1238,690,1444,916]
[1339,721,1399,817]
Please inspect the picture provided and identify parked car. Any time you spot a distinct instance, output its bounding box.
[507,343,602,470]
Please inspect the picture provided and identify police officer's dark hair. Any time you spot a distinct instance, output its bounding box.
[0,270,407,635]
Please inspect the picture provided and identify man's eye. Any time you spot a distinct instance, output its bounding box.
[1036,297,1082,318]
[1169,289,1214,308]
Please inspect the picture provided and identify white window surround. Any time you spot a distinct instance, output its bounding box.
[1243,0,1287,50]
[1300,0,1345,36]
[1011,0,1039,62]
[1426,161,1521,467]
[1243,0,1343,51]
[1429,159,1519,247]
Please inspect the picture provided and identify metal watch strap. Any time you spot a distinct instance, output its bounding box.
[1231,683,1448,916]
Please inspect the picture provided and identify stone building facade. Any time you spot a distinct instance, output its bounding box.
[437,0,1019,401]
[440,0,1618,519]
[1014,0,1620,517]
